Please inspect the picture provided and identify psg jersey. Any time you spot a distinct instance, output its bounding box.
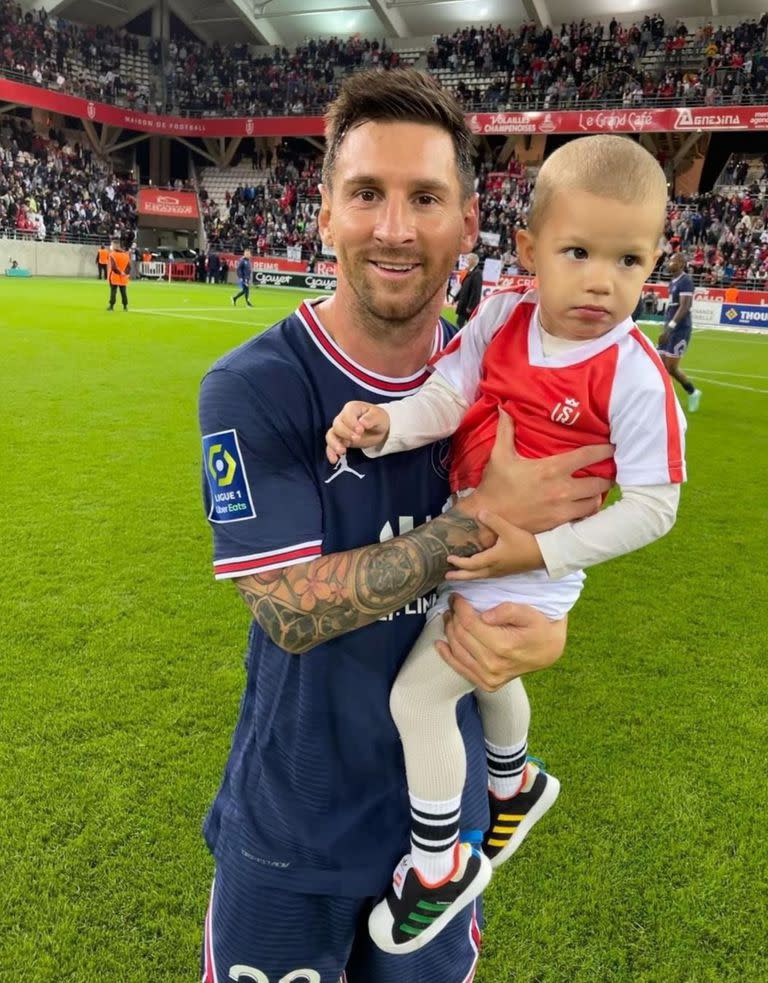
[199,299,489,896]
[666,272,694,329]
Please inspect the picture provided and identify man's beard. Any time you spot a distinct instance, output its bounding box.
[344,255,447,335]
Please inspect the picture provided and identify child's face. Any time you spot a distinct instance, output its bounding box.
[516,189,663,340]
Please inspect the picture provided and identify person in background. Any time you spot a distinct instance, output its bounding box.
[206,250,219,284]
[231,248,254,307]
[106,238,130,311]
[454,253,483,328]
[97,244,109,280]
[658,252,702,412]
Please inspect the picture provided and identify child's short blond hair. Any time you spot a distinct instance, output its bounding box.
[527,135,669,237]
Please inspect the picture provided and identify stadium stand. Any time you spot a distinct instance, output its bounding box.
[2,1,767,115]
[198,144,321,256]
[0,116,137,243]
[429,16,768,110]
[0,0,156,109]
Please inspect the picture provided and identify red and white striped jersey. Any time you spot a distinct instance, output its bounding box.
[431,289,686,495]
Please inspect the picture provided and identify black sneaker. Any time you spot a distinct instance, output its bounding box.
[368,843,491,954]
[484,763,560,869]
[231,296,237,306]
[246,301,253,307]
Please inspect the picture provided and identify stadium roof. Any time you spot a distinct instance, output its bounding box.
[25,0,768,48]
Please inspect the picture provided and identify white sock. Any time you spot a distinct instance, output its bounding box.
[409,792,462,885]
[486,737,528,800]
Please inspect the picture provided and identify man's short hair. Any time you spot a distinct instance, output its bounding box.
[322,68,475,200]
[527,134,669,237]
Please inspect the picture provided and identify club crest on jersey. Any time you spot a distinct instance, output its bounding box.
[324,454,365,484]
[551,397,581,426]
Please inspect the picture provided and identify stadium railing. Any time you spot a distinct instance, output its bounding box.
[0,228,119,247]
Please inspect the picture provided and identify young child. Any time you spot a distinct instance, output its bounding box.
[326,135,686,955]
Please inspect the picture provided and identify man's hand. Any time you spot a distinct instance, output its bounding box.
[436,594,566,692]
[326,401,391,464]
[458,410,612,533]
[446,510,543,580]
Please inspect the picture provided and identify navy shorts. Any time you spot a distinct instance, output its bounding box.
[658,322,692,358]
[201,859,483,983]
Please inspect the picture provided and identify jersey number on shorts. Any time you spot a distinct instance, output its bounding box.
[228,968,321,983]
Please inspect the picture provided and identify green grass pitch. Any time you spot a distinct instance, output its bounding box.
[2,276,767,982]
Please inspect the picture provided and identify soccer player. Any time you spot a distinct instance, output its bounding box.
[199,70,612,983]
[658,252,702,412]
[327,135,687,954]
[231,248,254,306]
[106,239,130,311]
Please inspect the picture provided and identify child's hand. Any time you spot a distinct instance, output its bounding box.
[446,510,544,580]
[325,401,391,464]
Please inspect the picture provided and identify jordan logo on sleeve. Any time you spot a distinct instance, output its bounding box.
[324,454,366,484]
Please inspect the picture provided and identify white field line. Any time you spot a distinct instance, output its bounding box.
[687,368,768,380]
[131,306,289,314]
[131,309,271,328]
[692,375,768,394]
[690,330,768,345]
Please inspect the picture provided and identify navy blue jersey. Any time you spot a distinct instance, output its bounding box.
[199,299,489,896]
[236,256,252,283]
[666,272,694,329]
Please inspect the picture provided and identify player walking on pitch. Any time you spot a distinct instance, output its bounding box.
[658,252,702,411]
[232,248,254,307]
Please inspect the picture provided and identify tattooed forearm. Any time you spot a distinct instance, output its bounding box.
[235,507,487,653]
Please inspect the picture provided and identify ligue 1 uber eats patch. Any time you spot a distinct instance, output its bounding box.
[203,429,256,522]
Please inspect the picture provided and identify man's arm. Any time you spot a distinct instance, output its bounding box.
[235,508,485,654]
[238,416,613,654]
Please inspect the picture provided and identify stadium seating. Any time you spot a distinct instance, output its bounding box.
[2,1,767,115]
[198,146,321,257]
[0,116,137,243]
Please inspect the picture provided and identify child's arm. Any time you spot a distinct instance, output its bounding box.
[325,372,469,464]
[325,288,527,464]
[445,483,680,580]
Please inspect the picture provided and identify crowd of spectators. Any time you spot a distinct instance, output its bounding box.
[3,0,768,117]
[164,35,401,117]
[0,117,137,242]
[664,184,768,289]
[0,0,156,110]
[432,15,768,110]
[201,144,323,258]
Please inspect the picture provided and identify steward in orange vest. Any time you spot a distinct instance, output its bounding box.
[107,241,131,311]
[96,245,109,280]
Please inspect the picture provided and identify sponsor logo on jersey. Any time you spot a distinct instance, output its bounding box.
[203,429,256,522]
[550,397,582,426]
